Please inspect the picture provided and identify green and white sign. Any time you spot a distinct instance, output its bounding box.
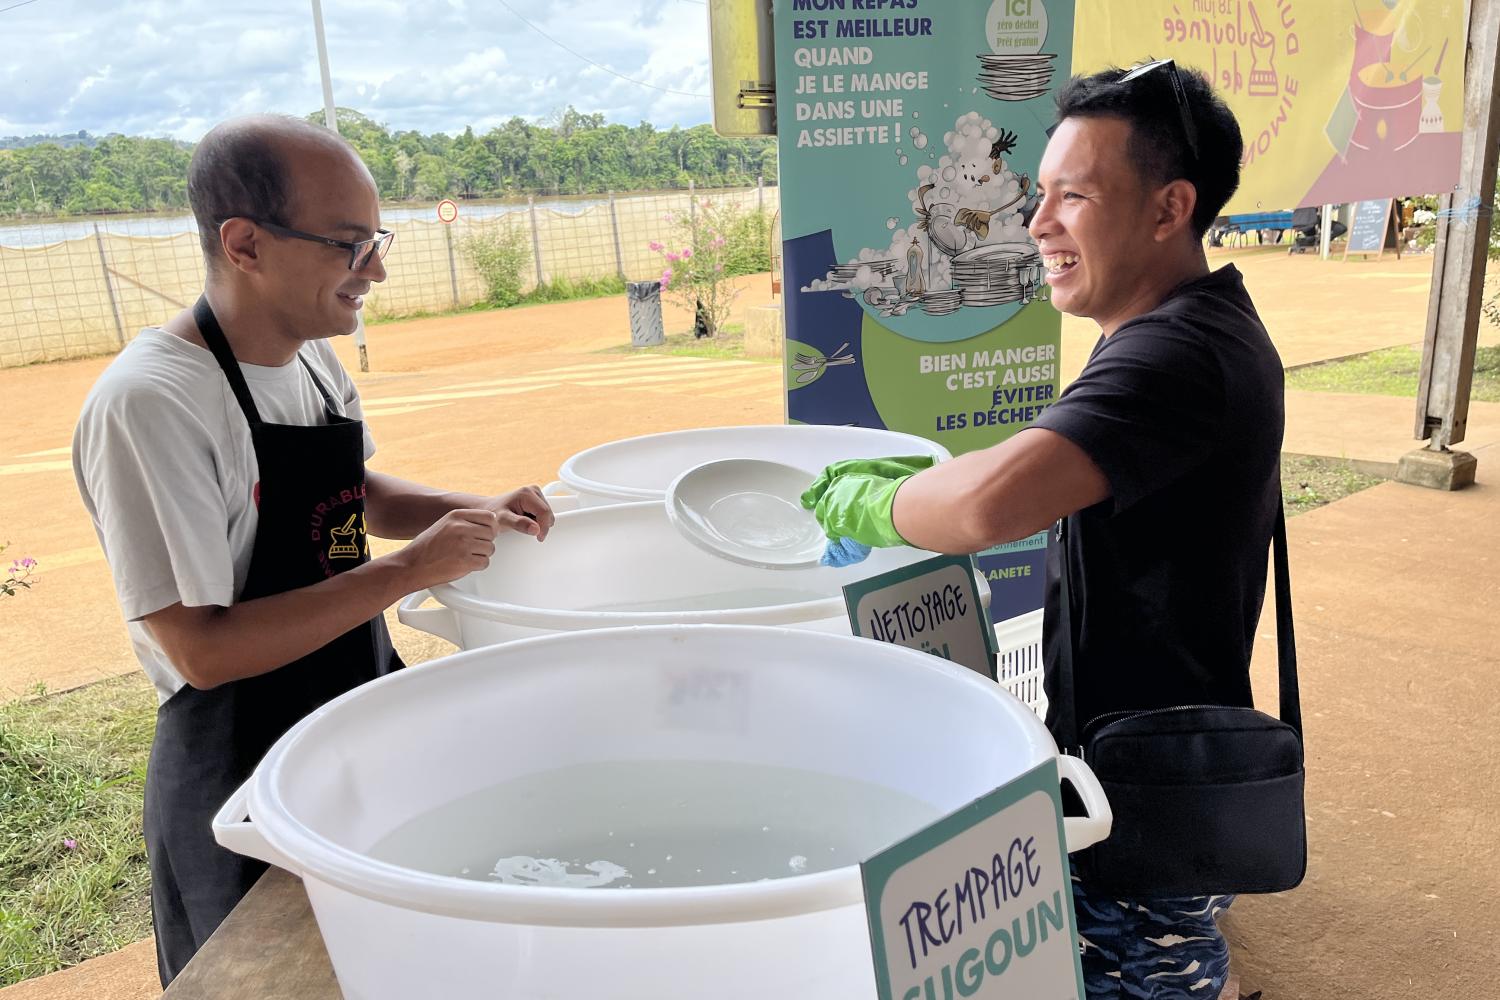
[844,554,997,679]
[862,758,1084,1000]
[775,0,1076,621]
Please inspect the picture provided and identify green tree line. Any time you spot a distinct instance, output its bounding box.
[0,107,778,219]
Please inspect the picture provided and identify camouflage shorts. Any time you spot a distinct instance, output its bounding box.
[1072,876,1235,999]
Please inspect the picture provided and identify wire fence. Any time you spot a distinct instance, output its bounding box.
[0,181,780,369]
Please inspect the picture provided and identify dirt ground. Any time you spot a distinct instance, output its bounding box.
[0,251,1444,696]
[2,249,1496,1000]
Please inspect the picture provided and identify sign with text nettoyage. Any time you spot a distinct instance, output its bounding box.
[844,554,997,679]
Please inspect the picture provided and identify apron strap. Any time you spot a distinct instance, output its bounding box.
[194,296,345,425]
[297,355,340,413]
[194,296,264,427]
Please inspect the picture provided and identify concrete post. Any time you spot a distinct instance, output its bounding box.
[528,195,545,288]
[609,192,626,280]
[93,224,126,349]
[445,224,460,309]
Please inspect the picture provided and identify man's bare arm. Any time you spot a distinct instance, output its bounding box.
[892,428,1110,553]
[144,508,498,689]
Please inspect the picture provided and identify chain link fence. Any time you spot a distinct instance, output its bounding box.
[0,182,780,369]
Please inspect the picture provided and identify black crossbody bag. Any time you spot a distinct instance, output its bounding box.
[1055,503,1307,897]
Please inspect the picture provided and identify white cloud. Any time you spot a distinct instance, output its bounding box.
[0,0,717,140]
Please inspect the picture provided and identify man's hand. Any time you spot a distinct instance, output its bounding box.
[481,485,555,541]
[800,455,936,549]
[390,509,501,591]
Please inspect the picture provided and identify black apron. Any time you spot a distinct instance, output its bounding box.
[144,297,401,986]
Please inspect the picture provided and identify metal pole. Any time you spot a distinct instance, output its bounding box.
[1319,204,1332,260]
[311,0,337,133]
[445,225,460,309]
[689,179,696,224]
[311,0,368,371]
[608,192,625,280]
[757,174,764,214]
[528,195,545,288]
[93,223,126,349]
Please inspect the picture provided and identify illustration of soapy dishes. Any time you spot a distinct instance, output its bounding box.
[788,341,855,388]
[800,112,1043,319]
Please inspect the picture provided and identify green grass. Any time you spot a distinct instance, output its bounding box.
[364,274,628,326]
[1286,344,1500,402]
[1282,454,1387,517]
[598,322,771,362]
[0,674,156,985]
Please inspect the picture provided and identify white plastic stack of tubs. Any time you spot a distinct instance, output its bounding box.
[212,425,1096,1000]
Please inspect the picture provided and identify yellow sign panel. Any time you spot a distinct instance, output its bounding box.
[1073,0,1465,212]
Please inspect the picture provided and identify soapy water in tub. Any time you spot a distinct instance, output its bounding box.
[368,761,941,889]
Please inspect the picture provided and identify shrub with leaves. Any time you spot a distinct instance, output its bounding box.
[462,224,532,308]
[649,198,764,339]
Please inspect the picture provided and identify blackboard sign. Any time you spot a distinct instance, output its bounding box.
[1344,198,1397,260]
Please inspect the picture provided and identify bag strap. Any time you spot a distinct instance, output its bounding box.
[1054,494,1300,753]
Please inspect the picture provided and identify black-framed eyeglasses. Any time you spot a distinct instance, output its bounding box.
[241,218,394,271]
[1118,58,1201,164]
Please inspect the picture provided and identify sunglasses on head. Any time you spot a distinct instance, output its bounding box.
[1045,58,1201,165]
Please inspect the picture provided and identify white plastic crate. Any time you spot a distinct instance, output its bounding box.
[993,608,1047,718]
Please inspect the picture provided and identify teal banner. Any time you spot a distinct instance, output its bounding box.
[774,0,1075,620]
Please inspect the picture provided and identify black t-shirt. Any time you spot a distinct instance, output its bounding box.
[1032,264,1284,742]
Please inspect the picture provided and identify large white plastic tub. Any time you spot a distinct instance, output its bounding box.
[543,424,951,509]
[398,500,988,649]
[214,626,1109,1000]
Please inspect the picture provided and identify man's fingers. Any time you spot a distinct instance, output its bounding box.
[511,485,555,539]
[451,508,501,533]
[497,511,540,537]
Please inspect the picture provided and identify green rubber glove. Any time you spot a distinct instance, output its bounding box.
[800,455,937,549]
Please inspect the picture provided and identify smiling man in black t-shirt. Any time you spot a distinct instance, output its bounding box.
[804,64,1280,999]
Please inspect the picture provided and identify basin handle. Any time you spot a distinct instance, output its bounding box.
[212,776,300,875]
[397,590,462,647]
[1058,754,1114,854]
[541,480,581,513]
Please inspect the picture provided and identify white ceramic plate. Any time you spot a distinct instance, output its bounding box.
[666,459,827,570]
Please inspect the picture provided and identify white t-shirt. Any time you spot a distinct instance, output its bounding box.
[73,328,376,704]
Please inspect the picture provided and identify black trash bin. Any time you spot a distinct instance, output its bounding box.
[627,281,665,347]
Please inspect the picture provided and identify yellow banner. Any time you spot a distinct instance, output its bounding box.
[1073,0,1465,212]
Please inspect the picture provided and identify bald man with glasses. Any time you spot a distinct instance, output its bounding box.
[72,114,554,985]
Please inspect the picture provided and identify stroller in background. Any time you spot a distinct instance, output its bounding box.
[1289,206,1346,253]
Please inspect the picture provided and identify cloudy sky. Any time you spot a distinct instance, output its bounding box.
[1,0,718,140]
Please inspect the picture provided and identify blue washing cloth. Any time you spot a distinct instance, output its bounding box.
[820,536,872,568]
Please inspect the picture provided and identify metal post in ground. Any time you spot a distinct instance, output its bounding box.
[93,223,127,349]
[529,195,545,289]
[310,0,367,371]
[445,225,460,310]
[609,191,626,280]
[689,179,696,224]
[757,175,764,214]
